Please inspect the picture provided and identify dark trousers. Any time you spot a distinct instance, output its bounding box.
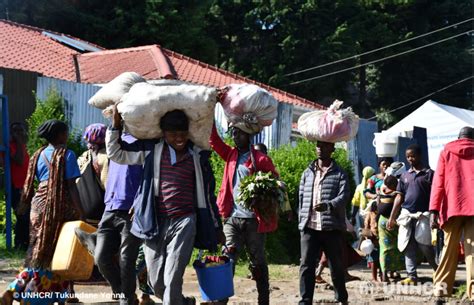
[224,217,269,305]
[95,210,141,305]
[12,187,30,250]
[299,228,348,304]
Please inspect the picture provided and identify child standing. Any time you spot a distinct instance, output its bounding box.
[361,200,381,282]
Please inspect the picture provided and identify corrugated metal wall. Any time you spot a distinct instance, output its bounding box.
[36,77,106,133]
[272,103,293,148]
[347,119,378,183]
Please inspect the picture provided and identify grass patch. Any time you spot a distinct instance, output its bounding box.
[0,234,25,270]
[454,283,467,299]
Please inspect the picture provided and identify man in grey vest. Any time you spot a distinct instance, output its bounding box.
[298,141,349,305]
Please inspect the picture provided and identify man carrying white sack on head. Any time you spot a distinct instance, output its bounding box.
[297,100,359,305]
[106,105,224,305]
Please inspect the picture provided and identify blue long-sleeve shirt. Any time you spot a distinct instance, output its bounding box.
[104,133,143,211]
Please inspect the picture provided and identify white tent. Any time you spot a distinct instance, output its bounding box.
[387,100,474,169]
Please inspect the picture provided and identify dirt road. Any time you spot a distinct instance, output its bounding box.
[0,261,469,304]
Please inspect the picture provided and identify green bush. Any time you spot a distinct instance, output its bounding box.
[0,189,16,234]
[26,87,85,156]
[209,138,356,264]
[0,190,7,232]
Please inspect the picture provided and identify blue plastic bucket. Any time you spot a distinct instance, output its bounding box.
[194,261,234,301]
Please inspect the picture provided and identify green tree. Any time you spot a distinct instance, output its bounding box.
[206,0,472,123]
[3,0,470,125]
[26,87,84,156]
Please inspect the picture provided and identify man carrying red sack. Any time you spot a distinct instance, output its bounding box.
[209,123,278,305]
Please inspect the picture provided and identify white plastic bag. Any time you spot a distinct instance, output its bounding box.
[118,82,217,149]
[219,84,278,134]
[88,72,146,109]
[360,239,374,255]
[298,100,359,143]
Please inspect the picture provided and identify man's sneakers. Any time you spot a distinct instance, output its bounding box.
[74,228,97,256]
[399,277,417,285]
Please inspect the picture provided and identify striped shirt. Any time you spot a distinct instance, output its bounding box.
[307,162,332,231]
[156,145,196,218]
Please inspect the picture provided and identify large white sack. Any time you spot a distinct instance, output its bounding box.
[118,82,217,149]
[88,72,146,109]
[219,84,278,134]
[298,100,359,143]
[101,79,191,118]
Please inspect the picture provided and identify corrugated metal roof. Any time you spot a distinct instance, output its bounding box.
[77,45,174,83]
[0,19,104,81]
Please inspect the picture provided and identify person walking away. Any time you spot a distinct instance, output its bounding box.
[8,122,30,250]
[107,106,223,305]
[350,166,375,227]
[387,144,438,284]
[77,123,109,190]
[210,125,278,305]
[1,120,84,305]
[298,141,350,305]
[430,127,474,302]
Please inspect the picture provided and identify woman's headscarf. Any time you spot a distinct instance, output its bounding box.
[357,166,375,210]
[83,123,106,145]
[37,119,68,143]
[361,166,375,189]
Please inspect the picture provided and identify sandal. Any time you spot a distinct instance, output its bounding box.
[315,275,327,284]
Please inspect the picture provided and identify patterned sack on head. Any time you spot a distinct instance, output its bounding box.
[219,84,278,134]
[298,100,359,143]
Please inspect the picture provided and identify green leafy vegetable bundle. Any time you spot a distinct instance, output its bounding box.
[238,171,285,222]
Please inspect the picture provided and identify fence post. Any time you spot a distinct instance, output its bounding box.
[0,94,12,250]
